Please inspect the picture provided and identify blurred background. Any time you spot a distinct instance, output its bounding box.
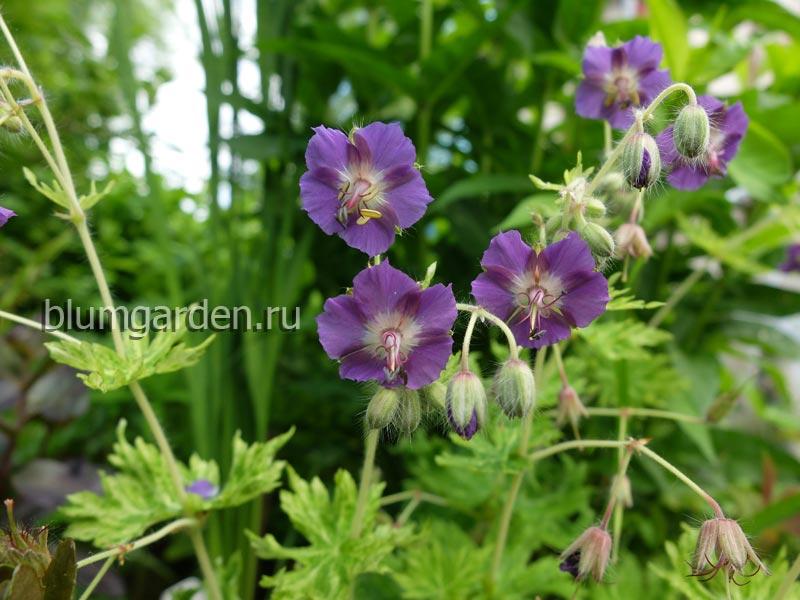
[0,0,798,598]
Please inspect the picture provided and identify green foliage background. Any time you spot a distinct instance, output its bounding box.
[0,0,798,598]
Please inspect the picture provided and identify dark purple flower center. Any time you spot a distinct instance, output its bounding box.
[337,174,383,227]
[513,265,565,341]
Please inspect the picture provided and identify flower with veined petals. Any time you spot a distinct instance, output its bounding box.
[300,122,433,256]
[471,231,609,349]
[576,35,672,129]
[317,261,456,389]
[0,206,16,228]
[657,95,749,191]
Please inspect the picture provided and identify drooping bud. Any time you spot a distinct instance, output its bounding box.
[491,359,535,419]
[614,223,653,260]
[556,385,588,430]
[610,473,633,508]
[559,526,612,582]
[621,132,661,189]
[445,370,487,440]
[395,388,422,434]
[691,517,770,580]
[673,102,710,160]
[579,222,615,259]
[366,387,401,430]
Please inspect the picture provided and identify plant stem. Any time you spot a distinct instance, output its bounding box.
[460,311,480,370]
[641,82,698,119]
[0,310,79,343]
[552,343,568,387]
[77,556,115,600]
[528,439,628,462]
[351,429,379,538]
[648,263,707,329]
[77,518,199,568]
[582,406,705,424]
[601,449,633,530]
[775,551,800,600]
[380,489,448,507]
[488,348,546,592]
[611,413,628,562]
[456,303,519,360]
[637,446,724,519]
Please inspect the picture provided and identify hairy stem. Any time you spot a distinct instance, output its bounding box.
[528,439,628,462]
[460,311,480,370]
[456,303,519,360]
[0,310,79,343]
[77,556,115,600]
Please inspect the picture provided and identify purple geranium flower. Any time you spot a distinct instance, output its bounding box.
[657,95,748,191]
[317,261,456,389]
[300,122,433,256]
[576,35,672,129]
[471,231,609,349]
[780,244,800,272]
[185,479,219,500]
[0,206,16,228]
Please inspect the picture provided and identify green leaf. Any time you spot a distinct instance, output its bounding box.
[496,193,558,231]
[648,0,689,81]
[42,540,76,600]
[606,273,665,311]
[249,468,414,600]
[432,175,532,213]
[22,168,70,210]
[60,421,291,547]
[728,120,793,201]
[78,180,115,211]
[45,322,215,392]
[576,319,672,362]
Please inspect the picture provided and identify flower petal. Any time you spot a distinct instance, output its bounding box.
[339,349,386,384]
[316,295,368,359]
[559,271,610,327]
[403,332,454,389]
[637,68,671,103]
[339,212,397,255]
[541,232,596,277]
[355,122,417,172]
[415,283,457,332]
[581,45,612,78]
[479,230,533,273]
[351,261,420,318]
[471,270,517,320]
[624,35,664,71]
[0,206,15,228]
[305,125,350,173]
[382,168,433,229]
[575,80,609,120]
[300,171,343,235]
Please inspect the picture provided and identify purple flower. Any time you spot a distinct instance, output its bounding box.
[780,244,800,272]
[657,95,749,191]
[575,35,672,129]
[471,231,609,349]
[0,206,16,228]
[185,479,219,500]
[317,261,456,389]
[300,122,433,256]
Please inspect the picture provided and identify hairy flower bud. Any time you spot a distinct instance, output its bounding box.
[579,222,615,259]
[691,517,770,580]
[366,388,401,430]
[491,359,535,418]
[395,388,422,434]
[583,197,607,218]
[559,526,612,582]
[673,102,710,160]
[621,132,661,189]
[419,381,446,412]
[445,370,487,440]
[614,223,653,260]
[556,385,588,429]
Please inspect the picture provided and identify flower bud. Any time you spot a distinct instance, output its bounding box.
[445,370,487,440]
[621,132,661,189]
[556,385,588,429]
[691,517,770,580]
[546,215,570,241]
[559,526,612,582]
[583,197,607,219]
[419,380,446,412]
[593,171,627,202]
[395,388,422,434]
[366,387,401,430]
[579,222,615,259]
[614,223,653,260]
[491,359,535,418]
[673,103,710,160]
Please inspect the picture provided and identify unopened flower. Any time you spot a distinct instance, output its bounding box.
[300,122,433,256]
[579,222,615,259]
[185,479,219,500]
[0,206,16,228]
[491,358,535,418]
[446,370,488,440]
[559,526,612,582]
[575,35,672,129]
[317,261,456,389]
[556,385,588,429]
[779,243,800,272]
[691,517,770,581]
[657,95,749,191]
[621,131,662,189]
[614,223,653,260]
[673,103,711,159]
[471,231,609,349]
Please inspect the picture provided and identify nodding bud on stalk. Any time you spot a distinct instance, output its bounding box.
[366,387,421,433]
[445,370,487,440]
[621,132,661,189]
[673,103,710,160]
[491,359,535,419]
[579,222,615,259]
[559,526,612,582]
[692,517,770,581]
[556,385,588,429]
[614,223,653,260]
